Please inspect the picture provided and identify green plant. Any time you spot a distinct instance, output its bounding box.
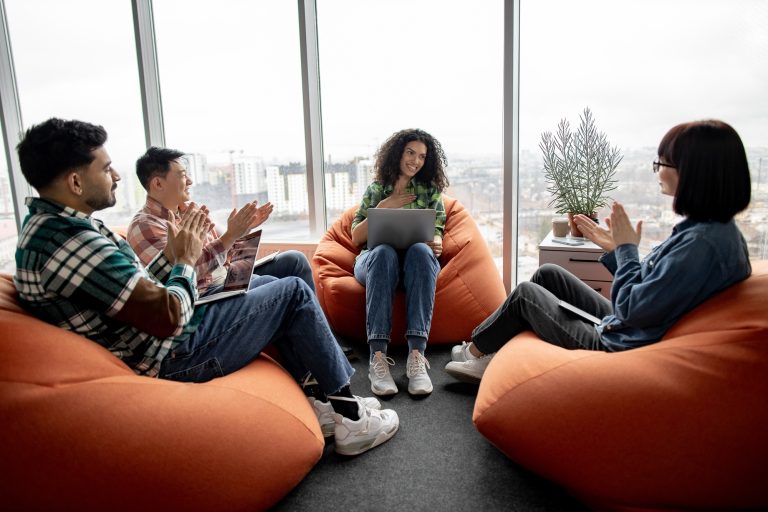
[540,107,622,216]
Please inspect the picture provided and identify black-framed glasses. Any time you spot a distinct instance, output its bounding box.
[652,161,675,173]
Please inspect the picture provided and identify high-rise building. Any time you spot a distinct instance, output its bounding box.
[233,155,266,196]
[184,153,208,186]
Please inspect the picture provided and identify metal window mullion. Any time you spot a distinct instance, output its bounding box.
[503,0,521,292]
[0,0,30,230]
[298,0,326,239]
[132,0,165,148]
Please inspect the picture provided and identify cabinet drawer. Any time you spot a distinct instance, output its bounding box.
[582,279,612,300]
[539,250,613,281]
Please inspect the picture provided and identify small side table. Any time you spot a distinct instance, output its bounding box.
[538,231,613,299]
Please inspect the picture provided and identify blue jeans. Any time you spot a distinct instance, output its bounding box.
[353,243,440,344]
[472,264,611,353]
[254,250,315,292]
[159,276,354,395]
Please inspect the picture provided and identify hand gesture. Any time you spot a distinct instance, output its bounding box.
[180,201,215,232]
[166,205,209,266]
[426,235,443,258]
[574,201,643,252]
[226,202,258,240]
[573,214,616,251]
[250,201,273,228]
[608,201,643,247]
[378,191,416,209]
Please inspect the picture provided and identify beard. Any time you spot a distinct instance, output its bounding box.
[85,189,117,211]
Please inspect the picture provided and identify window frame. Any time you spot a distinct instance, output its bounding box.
[0,0,519,285]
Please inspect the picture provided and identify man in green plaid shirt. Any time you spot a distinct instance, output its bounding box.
[12,118,400,456]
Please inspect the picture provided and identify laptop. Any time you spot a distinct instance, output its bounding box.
[367,208,436,250]
[196,229,270,305]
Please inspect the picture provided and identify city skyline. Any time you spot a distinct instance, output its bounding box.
[2,0,767,275]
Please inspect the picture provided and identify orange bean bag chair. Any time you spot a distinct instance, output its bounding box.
[312,195,506,345]
[0,273,324,512]
[473,260,768,511]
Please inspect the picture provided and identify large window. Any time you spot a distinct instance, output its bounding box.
[154,0,309,241]
[519,0,768,279]
[0,119,14,273]
[317,0,504,265]
[5,0,146,229]
[2,1,766,280]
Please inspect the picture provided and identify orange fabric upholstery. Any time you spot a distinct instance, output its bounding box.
[312,195,507,344]
[473,260,768,511]
[0,273,324,512]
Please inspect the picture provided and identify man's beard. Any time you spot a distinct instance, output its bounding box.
[85,190,116,211]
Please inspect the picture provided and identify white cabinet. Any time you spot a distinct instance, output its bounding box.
[538,231,612,299]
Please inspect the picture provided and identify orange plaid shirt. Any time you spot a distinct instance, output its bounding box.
[127,197,226,294]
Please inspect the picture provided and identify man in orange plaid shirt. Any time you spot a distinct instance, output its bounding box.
[127,147,315,296]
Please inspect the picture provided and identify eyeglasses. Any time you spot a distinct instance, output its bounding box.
[652,161,675,173]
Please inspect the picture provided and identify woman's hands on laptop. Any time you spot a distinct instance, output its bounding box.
[426,235,443,258]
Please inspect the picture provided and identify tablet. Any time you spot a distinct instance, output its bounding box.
[367,208,436,250]
[558,300,602,325]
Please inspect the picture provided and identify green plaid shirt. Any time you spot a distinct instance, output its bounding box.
[352,181,445,256]
[14,197,204,377]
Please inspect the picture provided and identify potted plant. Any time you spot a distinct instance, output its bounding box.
[539,107,622,237]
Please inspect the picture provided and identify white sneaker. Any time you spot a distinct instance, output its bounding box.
[332,396,400,456]
[368,351,398,396]
[445,353,494,384]
[308,396,381,438]
[406,350,433,395]
[451,341,471,362]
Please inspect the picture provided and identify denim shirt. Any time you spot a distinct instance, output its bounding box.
[597,218,751,351]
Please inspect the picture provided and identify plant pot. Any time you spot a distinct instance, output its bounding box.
[568,213,597,238]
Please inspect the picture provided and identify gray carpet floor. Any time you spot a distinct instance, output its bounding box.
[272,342,587,511]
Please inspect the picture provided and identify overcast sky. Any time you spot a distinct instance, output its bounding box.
[5,0,767,167]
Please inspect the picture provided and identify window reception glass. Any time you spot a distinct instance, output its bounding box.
[154,0,310,241]
[317,0,504,270]
[0,120,16,274]
[519,0,768,280]
[6,0,146,231]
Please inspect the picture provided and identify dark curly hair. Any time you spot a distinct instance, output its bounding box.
[373,128,449,191]
[17,118,107,190]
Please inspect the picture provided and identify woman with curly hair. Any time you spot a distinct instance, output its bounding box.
[351,128,450,396]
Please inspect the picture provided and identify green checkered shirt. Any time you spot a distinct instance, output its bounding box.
[14,197,204,377]
[352,181,445,256]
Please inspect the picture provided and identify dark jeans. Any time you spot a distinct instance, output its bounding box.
[255,249,315,292]
[353,243,440,343]
[159,276,354,395]
[472,264,612,353]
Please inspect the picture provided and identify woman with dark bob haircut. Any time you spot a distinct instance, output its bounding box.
[351,128,449,397]
[445,119,751,384]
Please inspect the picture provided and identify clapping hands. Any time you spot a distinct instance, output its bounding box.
[226,200,274,240]
[573,201,642,252]
[166,203,210,266]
